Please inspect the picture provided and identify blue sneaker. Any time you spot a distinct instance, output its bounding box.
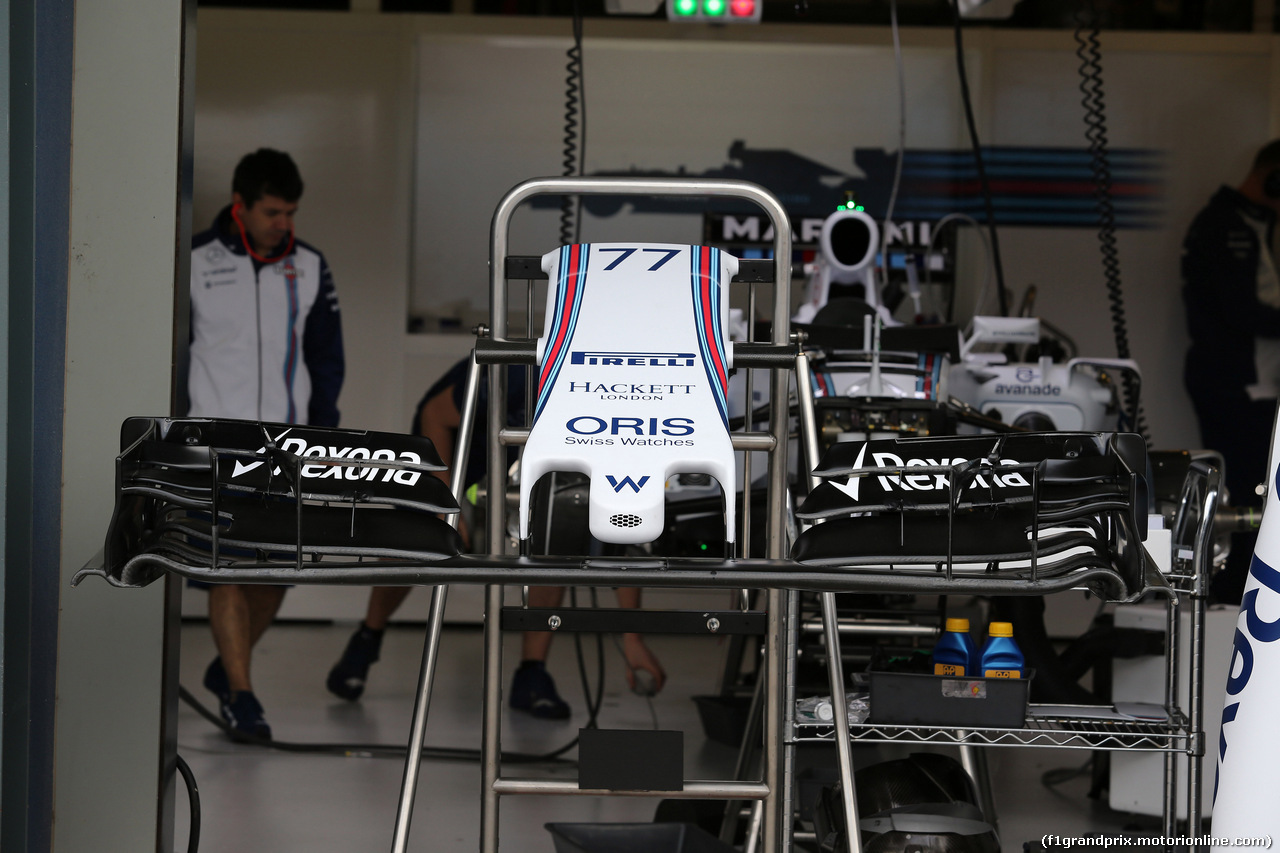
[203,657,230,704]
[326,624,384,701]
[221,690,272,741]
[509,661,571,720]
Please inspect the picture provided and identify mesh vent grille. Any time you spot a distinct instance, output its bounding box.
[609,513,643,528]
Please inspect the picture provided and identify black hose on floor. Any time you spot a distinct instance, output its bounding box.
[175,752,200,853]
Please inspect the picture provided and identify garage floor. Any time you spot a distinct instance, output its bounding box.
[175,619,1168,853]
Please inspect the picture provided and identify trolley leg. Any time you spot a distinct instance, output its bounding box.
[821,591,862,853]
[1162,594,1181,839]
[958,743,998,830]
[763,587,785,853]
[781,589,799,853]
[744,799,766,853]
[481,583,504,853]
[1188,593,1205,841]
[389,583,450,853]
[721,672,767,844]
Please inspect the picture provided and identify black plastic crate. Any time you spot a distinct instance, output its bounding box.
[545,822,736,853]
[868,670,1031,728]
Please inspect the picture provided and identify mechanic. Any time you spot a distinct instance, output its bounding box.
[325,357,666,718]
[1182,139,1280,604]
[190,148,345,738]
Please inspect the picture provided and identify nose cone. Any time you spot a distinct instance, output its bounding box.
[587,472,665,545]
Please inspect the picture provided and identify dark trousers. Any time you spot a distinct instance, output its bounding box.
[1190,388,1276,603]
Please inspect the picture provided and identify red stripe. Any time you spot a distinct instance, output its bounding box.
[540,244,581,390]
[911,179,1158,197]
[700,247,727,391]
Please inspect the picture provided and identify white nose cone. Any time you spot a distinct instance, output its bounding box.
[1212,401,1280,850]
[518,242,739,548]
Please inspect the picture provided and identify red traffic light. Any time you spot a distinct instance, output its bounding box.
[729,0,755,15]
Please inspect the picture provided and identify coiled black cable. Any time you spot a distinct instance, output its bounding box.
[950,0,1009,318]
[559,0,587,246]
[1074,1,1148,439]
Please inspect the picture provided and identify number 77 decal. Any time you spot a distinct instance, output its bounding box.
[598,247,683,271]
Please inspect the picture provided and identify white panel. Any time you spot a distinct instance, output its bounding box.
[193,21,418,435]
[56,2,183,849]
[412,35,966,324]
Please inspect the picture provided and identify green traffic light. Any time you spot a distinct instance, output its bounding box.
[703,0,726,15]
[674,0,697,14]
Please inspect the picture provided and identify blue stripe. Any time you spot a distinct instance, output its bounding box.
[893,208,1162,227]
[283,258,299,423]
[898,196,1160,210]
[533,245,572,421]
[535,244,589,422]
[691,248,729,428]
[708,248,728,423]
[903,165,1160,179]
[905,148,1160,166]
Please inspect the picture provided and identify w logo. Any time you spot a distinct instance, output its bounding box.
[606,475,650,493]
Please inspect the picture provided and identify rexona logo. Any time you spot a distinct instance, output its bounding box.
[606,475,650,493]
[230,430,423,485]
[831,443,1032,501]
[571,351,696,367]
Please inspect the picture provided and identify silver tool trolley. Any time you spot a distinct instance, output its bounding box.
[784,407,1218,850]
[77,176,1213,853]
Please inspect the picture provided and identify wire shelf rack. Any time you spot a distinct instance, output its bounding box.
[794,706,1193,752]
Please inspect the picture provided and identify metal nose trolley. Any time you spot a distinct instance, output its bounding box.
[456,177,800,853]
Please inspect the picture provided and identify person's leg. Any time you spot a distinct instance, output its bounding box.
[326,586,413,701]
[208,584,253,693]
[246,584,287,648]
[1193,392,1268,604]
[205,584,274,738]
[520,586,564,661]
[366,586,413,630]
[511,586,570,719]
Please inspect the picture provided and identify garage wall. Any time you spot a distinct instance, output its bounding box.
[194,11,419,441]
[55,1,187,848]
[195,11,1280,461]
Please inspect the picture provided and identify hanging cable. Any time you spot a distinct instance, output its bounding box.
[924,212,993,328]
[879,0,906,297]
[559,0,587,246]
[1075,0,1147,439]
[950,0,1009,318]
